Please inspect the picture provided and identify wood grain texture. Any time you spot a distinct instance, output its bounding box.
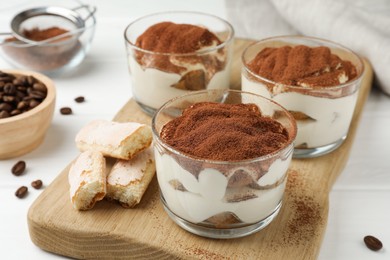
[28,39,373,259]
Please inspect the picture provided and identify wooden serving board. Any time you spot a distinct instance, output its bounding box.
[28,39,373,259]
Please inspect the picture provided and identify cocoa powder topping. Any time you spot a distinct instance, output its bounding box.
[248,45,357,87]
[134,22,227,89]
[160,102,289,161]
[135,22,221,54]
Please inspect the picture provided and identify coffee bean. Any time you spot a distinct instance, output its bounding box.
[10,109,21,116]
[0,71,47,120]
[0,76,14,83]
[74,96,85,103]
[11,160,26,176]
[364,235,383,251]
[17,86,27,92]
[33,83,47,93]
[4,83,16,94]
[17,101,28,110]
[27,75,36,85]
[30,90,46,99]
[0,110,10,118]
[3,95,16,102]
[29,99,40,108]
[31,180,43,189]
[13,78,25,86]
[15,186,28,198]
[16,90,26,99]
[60,107,72,115]
[0,102,12,112]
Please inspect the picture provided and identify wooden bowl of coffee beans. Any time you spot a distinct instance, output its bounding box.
[0,69,55,159]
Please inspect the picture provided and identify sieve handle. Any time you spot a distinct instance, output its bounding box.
[0,32,13,45]
[72,5,97,22]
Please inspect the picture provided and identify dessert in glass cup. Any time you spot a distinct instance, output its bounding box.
[242,36,364,158]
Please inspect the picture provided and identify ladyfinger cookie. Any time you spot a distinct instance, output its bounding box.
[75,120,152,160]
[107,147,155,208]
[68,150,106,210]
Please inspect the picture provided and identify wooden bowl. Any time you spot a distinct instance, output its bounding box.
[0,69,56,159]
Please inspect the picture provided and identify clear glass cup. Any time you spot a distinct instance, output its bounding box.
[124,11,234,115]
[152,89,297,239]
[241,36,364,158]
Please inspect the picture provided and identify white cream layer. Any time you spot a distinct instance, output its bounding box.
[155,152,291,224]
[242,76,358,148]
[129,56,231,110]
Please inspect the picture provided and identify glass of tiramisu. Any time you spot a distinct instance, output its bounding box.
[242,36,364,158]
[152,89,297,238]
[124,12,234,115]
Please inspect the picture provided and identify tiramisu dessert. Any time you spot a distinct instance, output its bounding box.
[153,95,296,236]
[242,37,363,156]
[125,15,233,112]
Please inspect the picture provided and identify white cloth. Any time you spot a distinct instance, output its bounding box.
[226,0,390,95]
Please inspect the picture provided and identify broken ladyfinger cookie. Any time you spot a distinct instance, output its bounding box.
[75,120,152,160]
[68,150,106,210]
[106,147,156,208]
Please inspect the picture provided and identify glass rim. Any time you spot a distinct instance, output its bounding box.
[152,89,297,165]
[241,35,365,91]
[124,11,235,57]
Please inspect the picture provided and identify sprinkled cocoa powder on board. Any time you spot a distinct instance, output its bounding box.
[282,170,324,246]
[247,45,357,88]
[160,102,289,161]
[186,247,229,259]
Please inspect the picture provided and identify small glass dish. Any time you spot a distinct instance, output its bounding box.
[124,11,234,115]
[0,2,96,76]
[241,36,364,158]
[152,89,297,239]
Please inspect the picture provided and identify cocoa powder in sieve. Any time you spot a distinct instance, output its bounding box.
[2,27,81,71]
[247,45,357,87]
[160,102,289,161]
[22,27,69,42]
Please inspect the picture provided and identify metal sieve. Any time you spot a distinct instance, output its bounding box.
[0,4,96,45]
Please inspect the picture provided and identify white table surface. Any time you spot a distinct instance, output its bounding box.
[0,0,389,259]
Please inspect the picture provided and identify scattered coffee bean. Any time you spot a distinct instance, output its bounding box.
[31,179,43,189]
[364,235,383,251]
[74,96,85,103]
[0,71,47,119]
[15,186,28,198]
[60,107,73,115]
[11,160,26,176]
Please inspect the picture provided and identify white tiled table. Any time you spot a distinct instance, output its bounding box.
[0,1,389,259]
